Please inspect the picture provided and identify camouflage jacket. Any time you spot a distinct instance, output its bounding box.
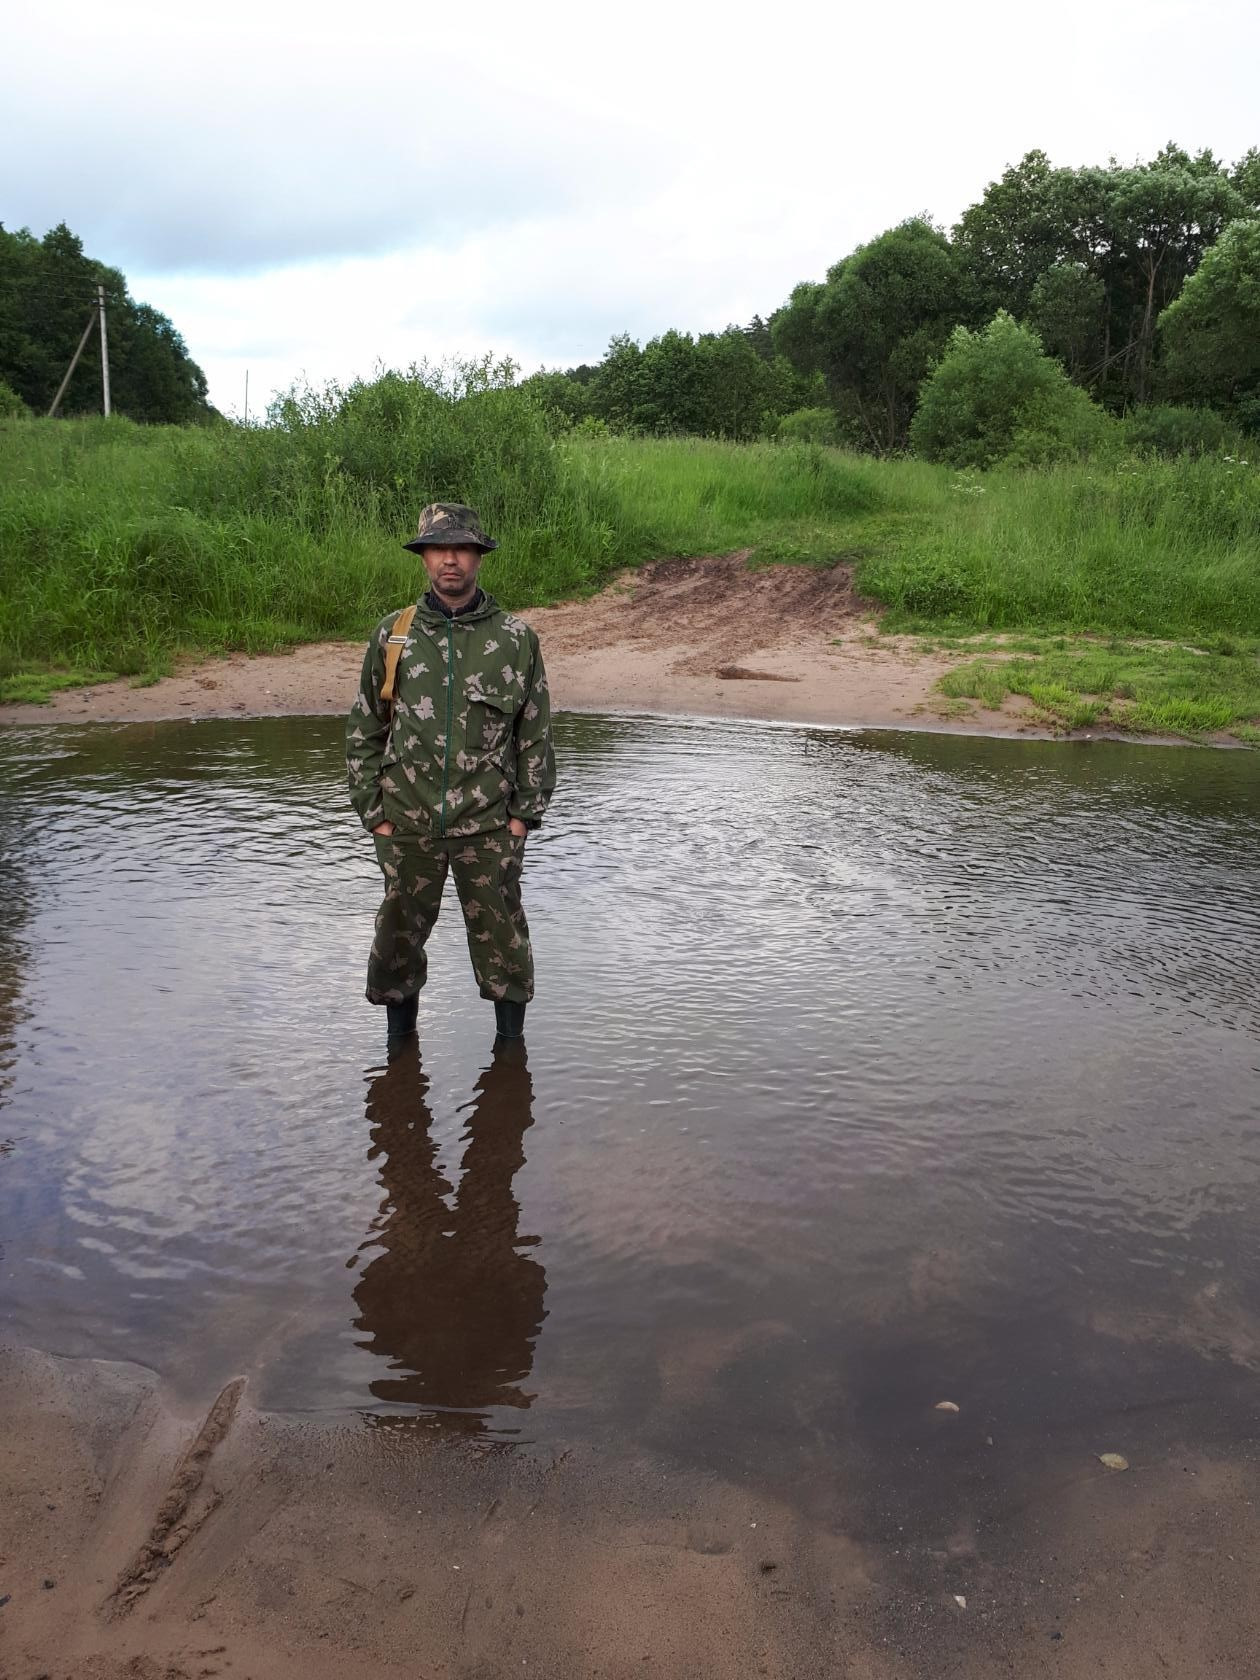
[346,592,556,837]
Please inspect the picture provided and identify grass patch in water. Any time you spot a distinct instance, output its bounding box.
[937,640,1260,738]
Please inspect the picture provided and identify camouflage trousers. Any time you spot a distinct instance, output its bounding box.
[366,829,533,1006]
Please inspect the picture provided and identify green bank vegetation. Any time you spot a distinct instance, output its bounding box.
[2,367,1258,741]
[5,145,1257,740]
[932,639,1260,738]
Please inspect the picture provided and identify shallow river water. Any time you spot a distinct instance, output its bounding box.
[2,715,1259,1521]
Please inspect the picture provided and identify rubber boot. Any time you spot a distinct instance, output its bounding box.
[386,994,419,1054]
[493,999,527,1042]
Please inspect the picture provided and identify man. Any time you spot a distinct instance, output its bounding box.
[346,503,555,1050]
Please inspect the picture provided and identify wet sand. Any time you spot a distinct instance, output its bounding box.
[0,553,1049,737]
[4,1343,1258,1679]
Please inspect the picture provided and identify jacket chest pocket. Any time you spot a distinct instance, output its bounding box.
[464,683,516,755]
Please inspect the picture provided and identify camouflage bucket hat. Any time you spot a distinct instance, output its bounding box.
[402,501,498,554]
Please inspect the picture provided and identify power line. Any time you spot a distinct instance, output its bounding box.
[0,270,128,291]
[0,282,127,307]
[0,283,115,300]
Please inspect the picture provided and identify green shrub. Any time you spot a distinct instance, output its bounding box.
[776,406,840,445]
[517,368,593,430]
[910,311,1112,469]
[1121,404,1238,458]
[0,377,29,419]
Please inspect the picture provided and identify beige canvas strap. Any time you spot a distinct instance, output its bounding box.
[381,603,419,706]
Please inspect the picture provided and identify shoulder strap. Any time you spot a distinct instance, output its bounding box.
[381,603,419,706]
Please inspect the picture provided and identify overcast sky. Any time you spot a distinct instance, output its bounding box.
[4,0,1256,413]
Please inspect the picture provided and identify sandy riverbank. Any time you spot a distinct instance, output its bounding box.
[3,1342,1257,1680]
[0,554,1052,736]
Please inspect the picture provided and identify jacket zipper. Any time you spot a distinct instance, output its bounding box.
[439,619,454,836]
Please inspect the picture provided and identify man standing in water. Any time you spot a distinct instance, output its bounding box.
[346,503,555,1051]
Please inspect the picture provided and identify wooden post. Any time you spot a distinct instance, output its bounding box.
[47,308,98,417]
[98,284,111,416]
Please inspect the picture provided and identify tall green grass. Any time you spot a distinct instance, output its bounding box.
[0,382,630,675]
[0,394,886,684]
[858,460,1260,634]
[2,372,1259,702]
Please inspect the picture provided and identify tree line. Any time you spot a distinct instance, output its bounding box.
[525,143,1260,457]
[521,324,823,444]
[0,222,212,422]
[6,144,1257,453]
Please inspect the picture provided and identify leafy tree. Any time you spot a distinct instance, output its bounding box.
[519,367,593,428]
[106,301,211,423]
[910,311,1111,468]
[742,314,776,361]
[953,146,1248,406]
[1232,148,1260,214]
[0,221,212,421]
[952,150,1073,320]
[589,333,646,430]
[774,219,967,453]
[1028,263,1106,378]
[769,281,825,376]
[1158,218,1260,424]
[585,326,801,440]
[1109,150,1243,400]
[635,329,708,433]
[694,328,798,440]
[0,223,100,411]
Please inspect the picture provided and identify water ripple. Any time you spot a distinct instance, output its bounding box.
[1,715,1258,1437]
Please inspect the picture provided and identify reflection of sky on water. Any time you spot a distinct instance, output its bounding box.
[0,716,1258,1463]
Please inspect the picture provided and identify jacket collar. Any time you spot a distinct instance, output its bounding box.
[417,587,497,624]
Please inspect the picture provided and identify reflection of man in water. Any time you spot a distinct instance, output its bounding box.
[352,1041,546,1417]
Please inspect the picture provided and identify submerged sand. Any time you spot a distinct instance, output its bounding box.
[3,1343,1258,1679]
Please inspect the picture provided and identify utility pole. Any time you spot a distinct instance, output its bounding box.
[98,284,111,416]
[243,368,249,426]
[47,307,98,417]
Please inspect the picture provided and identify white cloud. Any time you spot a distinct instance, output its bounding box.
[4,0,1256,411]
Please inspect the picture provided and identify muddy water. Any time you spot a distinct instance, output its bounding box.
[1,717,1259,1511]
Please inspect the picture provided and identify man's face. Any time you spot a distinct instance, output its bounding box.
[421,544,484,605]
